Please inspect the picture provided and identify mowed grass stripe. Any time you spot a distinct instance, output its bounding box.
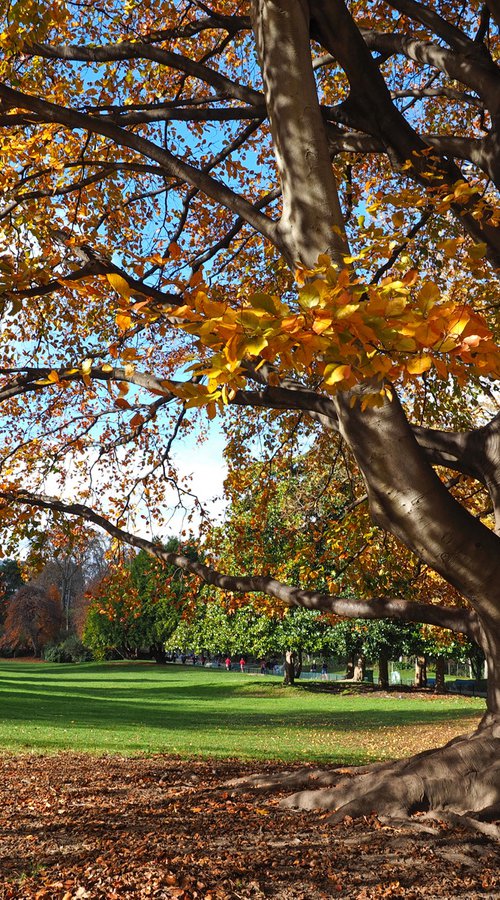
[0,661,484,763]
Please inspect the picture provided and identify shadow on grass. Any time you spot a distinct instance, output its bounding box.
[0,661,484,741]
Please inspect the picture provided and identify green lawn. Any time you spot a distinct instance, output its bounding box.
[0,660,486,764]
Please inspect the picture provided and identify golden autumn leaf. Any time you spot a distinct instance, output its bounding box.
[323,363,352,385]
[406,355,433,375]
[107,273,132,301]
[168,241,181,260]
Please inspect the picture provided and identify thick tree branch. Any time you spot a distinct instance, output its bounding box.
[360,30,500,112]
[2,361,494,496]
[84,105,267,125]
[141,12,251,41]
[333,385,500,632]
[411,425,488,484]
[250,0,348,267]
[382,0,486,53]
[0,489,480,641]
[0,365,177,404]
[310,1,500,262]
[327,126,489,170]
[485,0,500,30]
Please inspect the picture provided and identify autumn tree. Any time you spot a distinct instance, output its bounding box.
[0,0,500,827]
[20,521,109,633]
[83,540,198,661]
[0,583,62,656]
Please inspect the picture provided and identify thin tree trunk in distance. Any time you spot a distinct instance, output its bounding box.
[415,656,427,688]
[435,656,447,692]
[378,653,389,689]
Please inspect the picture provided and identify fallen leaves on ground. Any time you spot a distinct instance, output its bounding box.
[0,754,498,899]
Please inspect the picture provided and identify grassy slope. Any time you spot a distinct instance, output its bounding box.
[0,660,485,763]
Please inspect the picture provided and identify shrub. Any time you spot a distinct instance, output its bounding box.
[44,636,93,663]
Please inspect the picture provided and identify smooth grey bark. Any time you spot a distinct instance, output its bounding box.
[250,0,348,267]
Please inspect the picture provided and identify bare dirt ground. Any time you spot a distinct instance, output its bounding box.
[0,754,499,899]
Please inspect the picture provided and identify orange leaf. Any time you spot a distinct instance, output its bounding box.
[116,312,132,331]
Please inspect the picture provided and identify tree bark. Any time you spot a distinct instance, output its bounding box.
[150,643,167,665]
[378,654,390,689]
[414,655,427,688]
[283,650,296,685]
[435,656,447,693]
[353,654,366,682]
[250,0,348,266]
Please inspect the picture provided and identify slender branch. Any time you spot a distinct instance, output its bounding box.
[30,41,264,108]
[0,83,280,250]
[140,13,251,42]
[86,105,267,124]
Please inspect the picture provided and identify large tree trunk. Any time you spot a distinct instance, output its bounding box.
[150,643,167,665]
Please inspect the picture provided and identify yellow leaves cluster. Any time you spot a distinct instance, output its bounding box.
[0,1,69,57]
[156,257,499,412]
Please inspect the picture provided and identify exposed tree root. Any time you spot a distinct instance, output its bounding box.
[228,724,500,839]
[280,724,500,836]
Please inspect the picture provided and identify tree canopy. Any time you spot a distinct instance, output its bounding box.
[0,0,499,826]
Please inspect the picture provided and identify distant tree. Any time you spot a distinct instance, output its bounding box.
[0,584,62,656]
[0,559,24,626]
[83,539,198,661]
[23,524,110,634]
[416,626,486,691]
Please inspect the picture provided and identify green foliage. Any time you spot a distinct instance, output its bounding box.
[0,559,24,625]
[327,619,418,661]
[43,635,93,663]
[82,539,199,659]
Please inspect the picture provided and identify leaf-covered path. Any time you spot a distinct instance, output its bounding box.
[0,754,499,899]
